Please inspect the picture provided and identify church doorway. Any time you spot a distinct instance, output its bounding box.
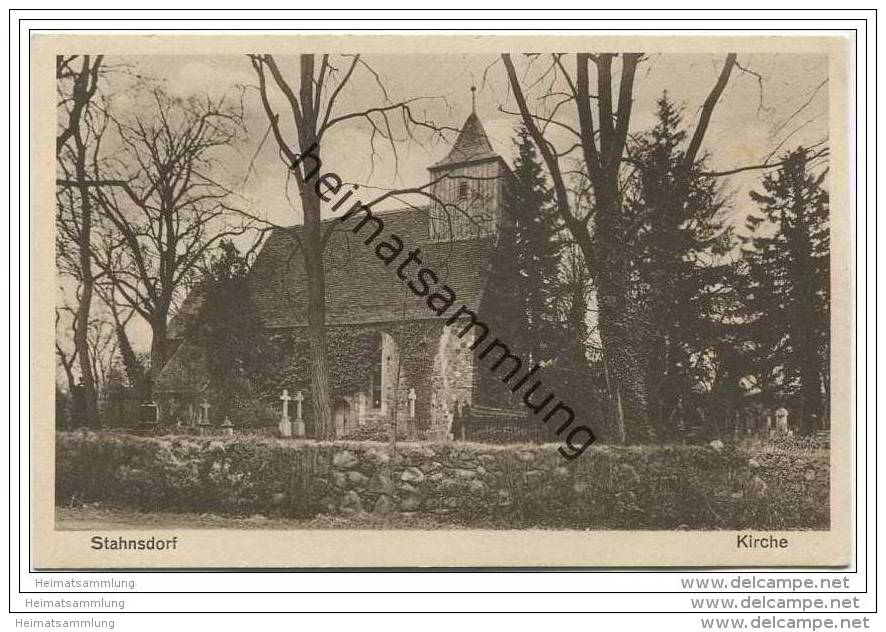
[333,399,352,437]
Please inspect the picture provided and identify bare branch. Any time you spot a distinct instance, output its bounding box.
[684,53,737,169]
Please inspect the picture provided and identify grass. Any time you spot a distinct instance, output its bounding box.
[56,503,479,531]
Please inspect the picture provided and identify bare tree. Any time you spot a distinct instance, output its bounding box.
[59,88,255,394]
[55,303,118,408]
[501,52,737,443]
[86,316,118,391]
[55,306,79,395]
[56,55,103,157]
[248,53,451,439]
[95,280,147,397]
[56,54,105,425]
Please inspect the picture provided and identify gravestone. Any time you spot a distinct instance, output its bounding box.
[278,389,293,438]
[775,407,790,435]
[135,401,161,436]
[406,388,418,440]
[198,400,211,435]
[293,390,306,438]
[139,401,159,425]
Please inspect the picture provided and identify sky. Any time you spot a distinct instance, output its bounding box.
[78,51,830,356]
[113,51,829,226]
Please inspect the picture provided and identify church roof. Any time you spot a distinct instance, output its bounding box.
[431,112,499,169]
[247,206,496,328]
[249,208,494,328]
[165,206,496,342]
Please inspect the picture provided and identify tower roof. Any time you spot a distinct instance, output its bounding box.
[431,111,499,170]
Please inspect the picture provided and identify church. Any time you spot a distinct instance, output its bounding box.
[155,110,523,440]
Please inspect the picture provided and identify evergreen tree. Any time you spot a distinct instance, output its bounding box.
[627,93,735,438]
[189,240,272,423]
[480,128,608,436]
[479,130,559,406]
[505,126,564,364]
[742,147,830,435]
[480,127,574,409]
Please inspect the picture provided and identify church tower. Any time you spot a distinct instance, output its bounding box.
[428,93,507,241]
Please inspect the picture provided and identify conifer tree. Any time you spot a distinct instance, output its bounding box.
[742,148,830,435]
[189,240,272,423]
[480,127,562,409]
[628,94,734,436]
[506,127,564,364]
[481,127,611,438]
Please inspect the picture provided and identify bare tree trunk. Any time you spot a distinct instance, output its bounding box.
[591,185,654,443]
[602,355,625,444]
[149,317,169,397]
[600,320,651,443]
[100,290,148,398]
[294,55,334,440]
[249,52,451,439]
[304,230,334,439]
[73,140,99,426]
[56,341,77,396]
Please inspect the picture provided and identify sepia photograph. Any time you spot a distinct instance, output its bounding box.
[33,34,852,568]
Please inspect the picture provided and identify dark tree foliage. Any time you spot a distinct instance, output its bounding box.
[481,128,603,432]
[741,148,830,435]
[188,241,272,423]
[481,127,563,409]
[505,127,565,364]
[502,53,737,444]
[627,94,736,438]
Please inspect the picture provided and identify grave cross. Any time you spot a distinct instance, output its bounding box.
[279,389,292,420]
[294,390,304,420]
[293,390,306,438]
[406,387,418,441]
[278,388,293,438]
[200,400,211,425]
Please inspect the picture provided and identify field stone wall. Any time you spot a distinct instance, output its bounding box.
[55,431,829,529]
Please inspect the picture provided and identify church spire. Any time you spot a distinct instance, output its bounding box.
[430,102,498,170]
[426,90,506,242]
